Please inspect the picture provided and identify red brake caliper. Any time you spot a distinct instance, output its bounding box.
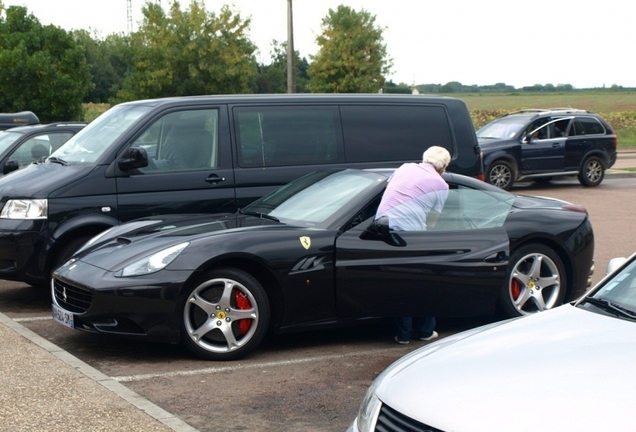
[510,279,521,300]
[234,290,252,335]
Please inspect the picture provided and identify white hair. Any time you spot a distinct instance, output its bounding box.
[422,146,451,170]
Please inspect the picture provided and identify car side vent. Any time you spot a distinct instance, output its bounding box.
[375,403,445,432]
[290,256,326,273]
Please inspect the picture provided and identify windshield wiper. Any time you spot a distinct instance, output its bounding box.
[582,297,636,320]
[238,209,280,222]
[47,156,68,166]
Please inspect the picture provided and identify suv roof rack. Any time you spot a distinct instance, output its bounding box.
[504,107,589,117]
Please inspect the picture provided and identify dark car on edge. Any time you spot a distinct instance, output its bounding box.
[52,168,594,361]
[478,108,617,190]
[0,122,86,176]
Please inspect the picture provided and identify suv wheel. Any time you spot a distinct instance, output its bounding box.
[578,156,605,187]
[487,160,515,190]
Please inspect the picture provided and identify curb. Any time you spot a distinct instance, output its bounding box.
[0,312,198,432]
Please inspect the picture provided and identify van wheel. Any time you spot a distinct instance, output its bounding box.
[487,160,515,190]
[51,235,94,274]
[578,156,605,186]
[181,268,270,361]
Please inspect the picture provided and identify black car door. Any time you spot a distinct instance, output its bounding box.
[115,106,237,221]
[334,185,512,318]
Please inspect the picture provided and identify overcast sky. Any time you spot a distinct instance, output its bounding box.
[3,0,635,89]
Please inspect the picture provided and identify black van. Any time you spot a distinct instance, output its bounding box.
[0,94,481,286]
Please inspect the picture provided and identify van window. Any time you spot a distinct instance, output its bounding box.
[52,104,151,164]
[341,105,454,162]
[235,106,343,167]
[136,109,219,172]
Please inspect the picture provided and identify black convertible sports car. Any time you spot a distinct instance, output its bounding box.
[52,169,594,360]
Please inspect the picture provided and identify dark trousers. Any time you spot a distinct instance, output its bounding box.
[394,317,436,341]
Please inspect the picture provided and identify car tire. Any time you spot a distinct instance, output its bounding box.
[486,160,515,190]
[498,243,567,318]
[578,156,605,187]
[181,267,270,361]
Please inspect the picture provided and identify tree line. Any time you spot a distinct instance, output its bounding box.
[1,1,629,122]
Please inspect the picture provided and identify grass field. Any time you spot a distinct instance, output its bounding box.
[457,91,636,148]
[458,91,636,112]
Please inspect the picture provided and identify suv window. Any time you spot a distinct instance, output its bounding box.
[571,117,605,136]
[341,105,453,162]
[137,109,219,172]
[235,106,343,167]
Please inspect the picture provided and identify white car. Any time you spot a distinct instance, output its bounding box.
[348,255,636,432]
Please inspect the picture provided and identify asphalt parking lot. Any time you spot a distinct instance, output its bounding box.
[2,164,636,432]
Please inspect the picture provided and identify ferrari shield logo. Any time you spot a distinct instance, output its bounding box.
[300,236,311,250]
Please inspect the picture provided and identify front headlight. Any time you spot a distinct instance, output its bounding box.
[0,199,48,219]
[355,381,383,432]
[115,242,189,277]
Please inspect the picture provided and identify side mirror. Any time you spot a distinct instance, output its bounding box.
[360,216,389,239]
[606,257,627,276]
[3,160,19,175]
[118,146,149,170]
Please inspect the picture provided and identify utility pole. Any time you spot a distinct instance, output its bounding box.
[126,0,133,34]
[286,0,296,93]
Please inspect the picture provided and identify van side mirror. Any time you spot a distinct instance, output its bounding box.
[118,146,149,170]
[3,160,19,175]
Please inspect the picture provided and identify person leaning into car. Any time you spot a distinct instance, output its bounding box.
[375,145,451,344]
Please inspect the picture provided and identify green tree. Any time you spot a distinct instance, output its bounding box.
[307,5,392,93]
[73,30,129,103]
[116,0,258,102]
[0,5,92,120]
[257,40,310,93]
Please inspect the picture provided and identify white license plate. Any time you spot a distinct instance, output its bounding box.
[52,304,74,329]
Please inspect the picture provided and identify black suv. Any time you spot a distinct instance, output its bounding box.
[477,109,617,189]
[0,122,86,176]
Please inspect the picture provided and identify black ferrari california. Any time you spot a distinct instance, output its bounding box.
[52,169,594,360]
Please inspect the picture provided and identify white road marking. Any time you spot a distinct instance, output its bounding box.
[14,315,412,384]
[112,348,406,382]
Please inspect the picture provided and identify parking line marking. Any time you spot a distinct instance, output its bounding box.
[112,348,405,382]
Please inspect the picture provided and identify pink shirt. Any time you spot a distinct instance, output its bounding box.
[376,162,449,231]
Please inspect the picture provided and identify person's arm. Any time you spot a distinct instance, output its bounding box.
[427,209,441,228]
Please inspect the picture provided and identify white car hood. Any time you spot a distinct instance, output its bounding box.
[377,304,636,432]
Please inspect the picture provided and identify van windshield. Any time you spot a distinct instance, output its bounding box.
[50,104,152,164]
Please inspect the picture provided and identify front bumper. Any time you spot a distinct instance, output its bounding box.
[52,259,198,344]
[0,219,47,284]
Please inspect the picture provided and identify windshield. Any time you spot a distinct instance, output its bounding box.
[0,131,21,155]
[50,104,152,164]
[477,117,527,140]
[589,258,636,316]
[244,170,384,226]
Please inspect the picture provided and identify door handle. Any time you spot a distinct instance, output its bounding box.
[485,251,507,263]
[205,174,226,185]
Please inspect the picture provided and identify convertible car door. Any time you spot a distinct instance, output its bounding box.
[334,186,512,318]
